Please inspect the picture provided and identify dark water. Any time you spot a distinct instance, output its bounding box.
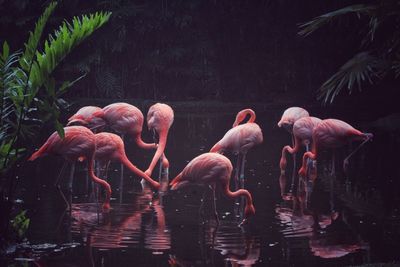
[8,106,400,266]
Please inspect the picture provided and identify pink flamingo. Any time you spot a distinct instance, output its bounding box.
[277,107,310,191]
[170,153,256,223]
[145,103,174,178]
[94,132,160,190]
[210,109,263,190]
[279,116,322,195]
[67,106,106,132]
[28,126,111,210]
[298,119,373,179]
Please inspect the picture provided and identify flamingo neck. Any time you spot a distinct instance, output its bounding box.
[210,142,223,153]
[120,154,160,190]
[233,109,256,127]
[146,130,168,176]
[224,186,254,216]
[135,134,157,150]
[279,135,301,173]
[88,153,111,208]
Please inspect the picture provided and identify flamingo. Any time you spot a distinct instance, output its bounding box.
[169,153,256,223]
[298,119,373,179]
[210,109,263,190]
[67,106,106,132]
[28,126,111,210]
[279,116,322,195]
[94,132,160,190]
[145,103,174,178]
[278,107,310,192]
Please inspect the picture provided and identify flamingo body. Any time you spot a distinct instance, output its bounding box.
[94,132,160,190]
[210,123,263,155]
[298,119,373,177]
[28,126,111,209]
[170,153,256,218]
[145,103,174,176]
[278,107,309,130]
[67,106,106,131]
[280,116,322,174]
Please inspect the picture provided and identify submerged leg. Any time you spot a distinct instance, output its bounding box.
[54,162,70,210]
[211,184,219,225]
[239,153,247,220]
[119,134,125,203]
[67,162,76,211]
[290,133,297,194]
[331,150,336,177]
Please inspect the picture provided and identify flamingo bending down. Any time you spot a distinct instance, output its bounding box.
[94,132,160,190]
[210,109,263,190]
[278,107,310,189]
[280,117,322,195]
[145,103,174,177]
[169,153,256,221]
[277,107,310,131]
[28,126,111,210]
[298,119,373,179]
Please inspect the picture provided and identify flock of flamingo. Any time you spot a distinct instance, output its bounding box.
[28,103,373,223]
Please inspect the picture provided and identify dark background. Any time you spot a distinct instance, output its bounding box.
[1,0,398,116]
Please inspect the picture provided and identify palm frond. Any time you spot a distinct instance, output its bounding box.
[298,4,377,37]
[318,52,383,104]
[19,2,57,71]
[28,11,112,100]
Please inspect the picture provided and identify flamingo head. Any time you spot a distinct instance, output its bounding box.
[363,133,373,141]
[67,118,88,127]
[244,203,256,218]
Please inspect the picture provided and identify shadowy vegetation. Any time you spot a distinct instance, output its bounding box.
[0,1,110,247]
[299,0,400,104]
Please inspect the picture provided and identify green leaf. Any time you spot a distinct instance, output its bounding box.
[2,41,10,60]
[55,120,65,139]
[20,2,57,71]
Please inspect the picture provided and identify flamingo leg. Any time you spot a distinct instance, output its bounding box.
[119,134,125,203]
[67,162,75,212]
[290,133,296,194]
[239,153,247,220]
[199,188,208,222]
[54,162,70,210]
[331,150,336,177]
[343,138,370,172]
[211,184,219,225]
[234,154,241,190]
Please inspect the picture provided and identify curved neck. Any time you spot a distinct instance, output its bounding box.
[210,142,222,153]
[88,153,111,207]
[223,185,253,211]
[233,109,256,127]
[120,154,160,190]
[135,134,157,150]
[146,130,169,176]
[246,109,256,123]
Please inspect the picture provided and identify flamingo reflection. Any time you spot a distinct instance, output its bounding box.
[71,186,170,257]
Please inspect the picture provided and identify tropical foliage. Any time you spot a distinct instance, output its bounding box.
[0,1,110,242]
[299,1,400,103]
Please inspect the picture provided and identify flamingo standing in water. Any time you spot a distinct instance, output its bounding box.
[94,132,160,190]
[298,119,373,190]
[145,103,174,179]
[170,153,256,224]
[278,107,310,182]
[210,109,263,190]
[28,126,111,210]
[279,116,322,196]
[70,103,157,200]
